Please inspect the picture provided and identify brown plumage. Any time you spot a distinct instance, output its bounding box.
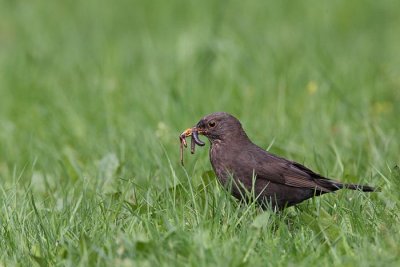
[190,112,376,210]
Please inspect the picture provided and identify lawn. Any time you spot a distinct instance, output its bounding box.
[0,0,399,266]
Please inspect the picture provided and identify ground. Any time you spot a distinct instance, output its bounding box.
[0,0,399,266]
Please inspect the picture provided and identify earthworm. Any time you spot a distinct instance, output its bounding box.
[179,127,205,165]
[179,131,188,166]
[190,134,196,154]
[192,130,205,146]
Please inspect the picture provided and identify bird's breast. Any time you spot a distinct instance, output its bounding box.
[209,142,221,170]
[209,141,235,186]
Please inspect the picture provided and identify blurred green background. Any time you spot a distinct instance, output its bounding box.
[0,0,399,266]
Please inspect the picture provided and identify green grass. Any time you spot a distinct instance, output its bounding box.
[1,0,400,266]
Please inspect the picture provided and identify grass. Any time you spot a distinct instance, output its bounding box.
[0,0,400,266]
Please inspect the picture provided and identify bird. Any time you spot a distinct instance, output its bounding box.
[190,112,376,210]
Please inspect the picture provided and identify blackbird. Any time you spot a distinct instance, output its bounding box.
[190,112,376,210]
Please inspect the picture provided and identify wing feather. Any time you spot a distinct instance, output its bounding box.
[236,146,332,192]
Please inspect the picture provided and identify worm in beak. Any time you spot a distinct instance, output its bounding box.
[179,127,205,166]
[192,129,205,146]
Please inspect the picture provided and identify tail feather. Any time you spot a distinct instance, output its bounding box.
[341,183,376,192]
[316,178,376,192]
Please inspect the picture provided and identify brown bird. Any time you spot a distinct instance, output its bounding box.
[188,112,376,210]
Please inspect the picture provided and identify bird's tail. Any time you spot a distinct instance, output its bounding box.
[340,182,376,192]
[316,178,376,192]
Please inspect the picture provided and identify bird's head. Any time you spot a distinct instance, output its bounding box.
[179,112,250,165]
[194,112,248,143]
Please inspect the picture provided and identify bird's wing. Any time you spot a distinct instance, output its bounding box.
[278,162,332,192]
[237,147,332,193]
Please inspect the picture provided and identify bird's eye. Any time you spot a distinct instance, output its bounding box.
[208,121,216,128]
